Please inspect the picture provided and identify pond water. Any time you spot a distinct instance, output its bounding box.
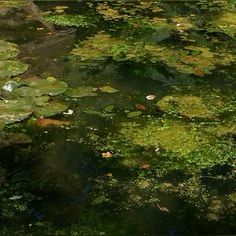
[0,1,235,235]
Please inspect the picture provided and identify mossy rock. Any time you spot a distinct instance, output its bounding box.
[156,95,215,119]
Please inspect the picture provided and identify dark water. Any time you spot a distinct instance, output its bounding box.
[0,1,235,235]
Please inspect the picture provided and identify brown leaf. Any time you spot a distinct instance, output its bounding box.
[36,118,71,127]
[135,103,146,110]
[141,163,151,169]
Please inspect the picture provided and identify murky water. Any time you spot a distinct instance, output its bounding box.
[0,1,235,235]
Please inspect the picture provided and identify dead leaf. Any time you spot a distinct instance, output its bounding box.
[135,103,146,110]
[141,163,151,169]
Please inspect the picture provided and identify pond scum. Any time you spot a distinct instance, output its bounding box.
[0,0,235,235]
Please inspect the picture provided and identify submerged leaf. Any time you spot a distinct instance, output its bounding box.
[66,86,97,98]
[127,111,142,118]
[99,86,119,93]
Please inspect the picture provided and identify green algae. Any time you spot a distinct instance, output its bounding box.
[156,95,215,119]
[119,119,209,155]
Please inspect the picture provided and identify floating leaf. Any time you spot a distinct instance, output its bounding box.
[0,99,33,124]
[33,97,68,117]
[11,86,42,98]
[66,86,97,98]
[127,111,142,118]
[0,60,28,78]
[99,86,118,93]
[22,77,68,96]
[0,40,19,60]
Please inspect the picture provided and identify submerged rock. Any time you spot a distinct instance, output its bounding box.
[0,132,32,149]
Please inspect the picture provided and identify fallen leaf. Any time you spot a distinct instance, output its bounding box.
[135,103,146,110]
[141,163,151,169]
[36,118,71,127]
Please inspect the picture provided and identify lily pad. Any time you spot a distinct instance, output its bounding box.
[22,77,68,96]
[33,96,68,117]
[0,99,33,124]
[66,86,97,98]
[11,86,42,98]
[0,60,28,78]
[0,40,19,60]
[99,86,118,93]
